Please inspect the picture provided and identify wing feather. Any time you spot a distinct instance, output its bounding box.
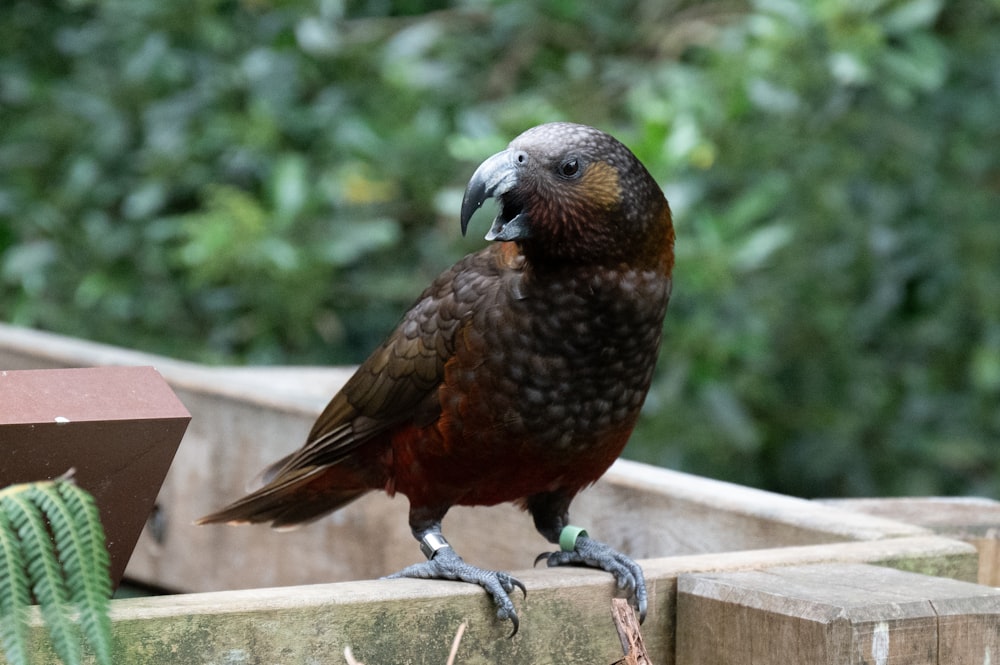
[261,248,511,481]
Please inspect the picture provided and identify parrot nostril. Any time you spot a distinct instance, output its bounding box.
[514,150,528,165]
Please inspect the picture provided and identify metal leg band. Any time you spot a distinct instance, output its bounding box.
[420,532,452,560]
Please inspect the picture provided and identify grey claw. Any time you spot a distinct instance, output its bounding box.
[506,611,519,638]
[503,573,528,599]
[387,548,524,636]
[533,551,553,567]
[540,537,647,623]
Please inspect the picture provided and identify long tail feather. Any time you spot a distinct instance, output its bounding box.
[196,466,368,529]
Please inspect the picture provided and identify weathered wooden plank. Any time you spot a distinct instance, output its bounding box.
[3,536,978,665]
[822,497,1000,586]
[675,563,1000,665]
[581,461,927,554]
[0,366,190,587]
[935,593,1000,665]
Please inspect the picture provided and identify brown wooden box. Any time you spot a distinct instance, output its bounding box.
[0,365,190,587]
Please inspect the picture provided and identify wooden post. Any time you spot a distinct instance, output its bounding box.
[676,563,1000,665]
[0,366,190,587]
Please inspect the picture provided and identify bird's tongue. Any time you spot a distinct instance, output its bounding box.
[485,216,509,241]
[485,203,531,242]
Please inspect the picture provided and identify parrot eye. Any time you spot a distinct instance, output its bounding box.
[558,158,581,179]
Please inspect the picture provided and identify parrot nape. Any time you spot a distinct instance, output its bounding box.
[198,122,675,635]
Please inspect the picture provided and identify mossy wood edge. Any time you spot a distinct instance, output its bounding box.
[3,535,976,665]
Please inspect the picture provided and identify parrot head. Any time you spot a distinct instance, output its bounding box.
[460,122,673,271]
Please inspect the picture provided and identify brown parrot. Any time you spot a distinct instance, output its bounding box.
[198,122,675,634]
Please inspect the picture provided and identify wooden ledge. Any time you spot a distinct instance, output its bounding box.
[14,535,976,665]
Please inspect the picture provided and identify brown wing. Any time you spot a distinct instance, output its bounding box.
[260,245,514,481]
[196,245,520,527]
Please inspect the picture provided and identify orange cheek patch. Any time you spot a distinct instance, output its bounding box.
[579,161,621,210]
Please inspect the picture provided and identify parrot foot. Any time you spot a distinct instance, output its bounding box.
[535,535,647,622]
[385,547,527,637]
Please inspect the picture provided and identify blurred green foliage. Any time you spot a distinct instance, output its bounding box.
[1,0,998,498]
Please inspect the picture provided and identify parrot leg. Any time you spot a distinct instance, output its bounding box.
[528,492,648,622]
[384,522,527,636]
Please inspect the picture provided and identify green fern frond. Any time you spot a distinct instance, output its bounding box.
[5,489,81,665]
[53,482,112,665]
[0,508,32,665]
[0,478,113,665]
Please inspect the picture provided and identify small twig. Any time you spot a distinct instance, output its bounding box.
[610,598,653,665]
[445,621,468,665]
[343,646,364,665]
[343,621,467,665]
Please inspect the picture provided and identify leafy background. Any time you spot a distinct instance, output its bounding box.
[2,0,998,499]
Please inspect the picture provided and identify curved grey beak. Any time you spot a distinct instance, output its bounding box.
[460,149,532,242]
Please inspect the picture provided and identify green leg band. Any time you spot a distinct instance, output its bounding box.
[559,525,589,552]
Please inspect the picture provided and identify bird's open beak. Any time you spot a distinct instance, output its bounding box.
[460,149,532,242]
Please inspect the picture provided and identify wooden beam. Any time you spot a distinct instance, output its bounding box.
[676,563,1000,665]
[6,535,978,665]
